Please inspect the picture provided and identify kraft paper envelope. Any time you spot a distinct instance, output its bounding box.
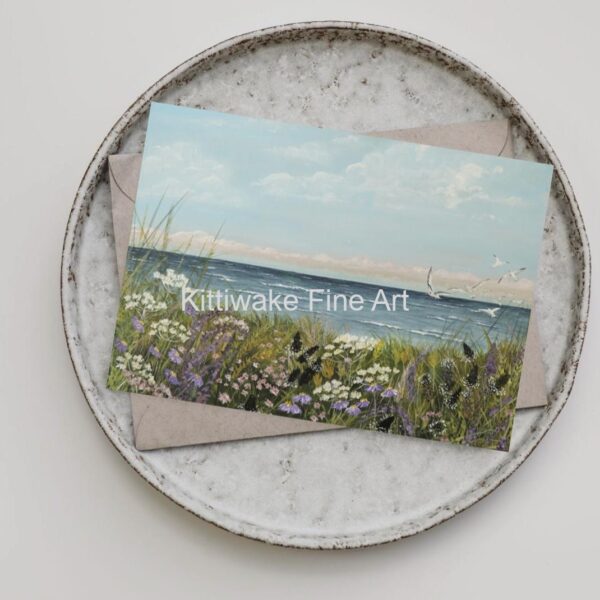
[109,119,547,451]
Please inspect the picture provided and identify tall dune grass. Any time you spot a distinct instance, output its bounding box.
[108,204,523,450]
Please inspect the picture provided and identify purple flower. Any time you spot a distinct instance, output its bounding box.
[357,399,370,409]
[365,384,383,393]
[404,363,417,401]
[114,338,127,353]
[292,394,312,405]
[497,438,508,451]
[184,303,198,316]
[148,345,161,358]
[485,344,498,377]
[332,400,349,410]
[186,372,204,389]
[397,407,414,436]
[278,401,301,415]
[163,368,180,385]
[381,388,398,398]
[464,427,478,444]
[488,406,500,417]
[131,315,144,333]
[345,405,361,416]
[168,348,182,364]
[501,396,513,406]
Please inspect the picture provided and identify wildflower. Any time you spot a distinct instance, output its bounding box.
[114,338,128,353]
[293,394,312,405]
[218,392,231,404]
[485,344,498,377]
[278,401,301,415]
[332,400,349,410]
[345,405,361,416]
[365,384,383,393]
[497,438,508,451]
[153,268,189,289]
[186,372,204,389]
[357,399,370,409]
[148,345,161,358]
[397,407,414,436]
[184,303,197,316]
[403,363,417,401]
[163,369,179,385]
[428,417,446,436]
[464,427,478,444]
[381,388,398,398]
[168,348,182,365]
[131,315,144,333]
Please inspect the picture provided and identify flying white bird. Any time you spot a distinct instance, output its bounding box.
[497,267,526,284]
[474,307,501,318]
[445,286,468,295]
[492,254,508,268]
[426,267,445,299]
[470,278,490,291]
[445,278,491,299]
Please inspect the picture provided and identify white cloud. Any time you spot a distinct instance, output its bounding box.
[504,195,524,206]
[271,141,332,164]
[255,171,345,203]
[435,162,487,209]
[255,145,517,212]
[141,142,240,205]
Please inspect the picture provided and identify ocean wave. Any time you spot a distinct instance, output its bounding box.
[410,329,444,339]
[267,282,313,293]
[359,319,407,332]
[432,315,463,323]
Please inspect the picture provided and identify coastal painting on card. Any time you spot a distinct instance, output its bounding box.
[107,102,553,450]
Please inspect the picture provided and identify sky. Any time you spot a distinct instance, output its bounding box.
[133,102,553,301]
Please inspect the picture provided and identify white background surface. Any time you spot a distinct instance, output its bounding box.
[1,1,599,597]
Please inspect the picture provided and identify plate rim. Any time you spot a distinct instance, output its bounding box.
[60,20,591,549]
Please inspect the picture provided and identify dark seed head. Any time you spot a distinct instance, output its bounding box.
[290,331,302,353]
[462,342,474,360]
[467,364,479,386]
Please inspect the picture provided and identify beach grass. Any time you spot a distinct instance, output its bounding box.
[108,258,523,450]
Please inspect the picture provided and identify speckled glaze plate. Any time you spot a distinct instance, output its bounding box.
[61,22,590,549]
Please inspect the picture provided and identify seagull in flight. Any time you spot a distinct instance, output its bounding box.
[474,307,501,318]
[470,278,490,291]
[492,254,509,268]
[445,278,491,298]
[497,267,526,284]
[426,267,445,299]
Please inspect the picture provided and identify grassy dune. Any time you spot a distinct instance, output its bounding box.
[108,259,523,450]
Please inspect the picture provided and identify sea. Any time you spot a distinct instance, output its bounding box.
[128,247,531,348]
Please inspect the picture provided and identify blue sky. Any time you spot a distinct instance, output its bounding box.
[134,102,553,297]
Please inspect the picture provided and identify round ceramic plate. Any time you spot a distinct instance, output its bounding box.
[61,22,590,549]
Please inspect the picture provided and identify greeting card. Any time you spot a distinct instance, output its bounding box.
[107,103,552,450]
